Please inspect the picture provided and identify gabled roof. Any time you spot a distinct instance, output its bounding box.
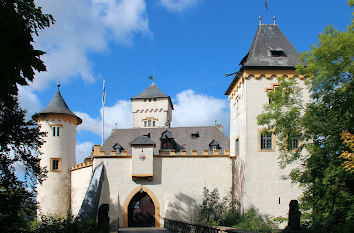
[132,82,169,99]
[240,24,300,67]
[130,135,156,146]
[32,84,82,124]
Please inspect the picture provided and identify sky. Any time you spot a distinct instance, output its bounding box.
[19,0,352,164]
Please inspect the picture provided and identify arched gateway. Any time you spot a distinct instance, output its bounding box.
[123,186,160,227]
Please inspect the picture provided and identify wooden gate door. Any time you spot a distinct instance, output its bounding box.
[128,192,155,227]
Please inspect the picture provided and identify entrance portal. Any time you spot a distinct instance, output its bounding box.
[128,191,155,227]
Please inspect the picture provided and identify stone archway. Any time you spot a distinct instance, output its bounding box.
[123,186,160,227]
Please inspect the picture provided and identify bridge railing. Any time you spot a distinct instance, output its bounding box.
[164,218,258,233]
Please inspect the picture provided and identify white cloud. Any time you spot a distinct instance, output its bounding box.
[76,141,94,163]
[18,86,43,119]
[75,99,132,137]
[33,0,150,90]
[172,89,229,132]
[159,0,201,12]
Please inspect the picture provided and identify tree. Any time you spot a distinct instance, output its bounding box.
[0,0,53,232]
[257,2,354,231]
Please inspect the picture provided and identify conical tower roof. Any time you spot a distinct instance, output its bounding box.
[131,82,169,99]
[32,84,82,124]
[240,24,300,67]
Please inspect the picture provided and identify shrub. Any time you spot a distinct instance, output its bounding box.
[233,208,277,233]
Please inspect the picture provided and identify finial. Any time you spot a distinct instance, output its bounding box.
[273,16,276,25]
[259,16,262,25]
[57,83,60,90]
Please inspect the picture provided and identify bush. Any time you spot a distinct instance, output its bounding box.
[27,215,100,233]
[233,208,277,233]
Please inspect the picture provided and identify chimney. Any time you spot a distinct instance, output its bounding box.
[216,124,223,132]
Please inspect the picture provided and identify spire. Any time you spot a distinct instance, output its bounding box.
[32,84,82,124]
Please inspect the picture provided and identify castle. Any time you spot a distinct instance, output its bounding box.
[33,21,308,230]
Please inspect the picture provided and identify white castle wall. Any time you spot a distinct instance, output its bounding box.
[132,98,172,128]
[81,155,232,229]
[235,76,308,220]
[71,165,92,216]
[37,116,77,217]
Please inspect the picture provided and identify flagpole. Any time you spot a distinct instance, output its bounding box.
[102,79,106,146]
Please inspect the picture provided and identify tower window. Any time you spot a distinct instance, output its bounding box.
[270,49,285,57]
[148,119,151,127]
[50,158,61,172]
[52,126,60,137]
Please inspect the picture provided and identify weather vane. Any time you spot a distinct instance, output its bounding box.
[148,66,155,82]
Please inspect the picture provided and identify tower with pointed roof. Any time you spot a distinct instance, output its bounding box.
[32,84,82,217]
[225,19,309,220]
[131,82,174,128]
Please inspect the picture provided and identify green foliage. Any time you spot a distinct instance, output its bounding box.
[257,2,354,231]
[233,208,276,233]
[197,188,276,232]
[28,215,100,233]
[0,1,53,232]
[0,0,54,102]
[198,187,230,225]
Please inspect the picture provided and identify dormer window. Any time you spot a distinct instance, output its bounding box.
[191,132,199,139]
[270,49,285,57]
[161,130,176,150]
[209,140,220,151]
[113,143,124,154]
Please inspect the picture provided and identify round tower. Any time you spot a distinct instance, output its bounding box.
[32,84,82,217]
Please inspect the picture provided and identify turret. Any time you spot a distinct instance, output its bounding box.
[131,82,173,128]
[32,84,82,217]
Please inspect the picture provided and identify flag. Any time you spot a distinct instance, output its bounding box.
[102,79,106,106]
[264,1,268,10]
[148,75,154,81]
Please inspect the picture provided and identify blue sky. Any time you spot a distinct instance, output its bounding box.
[19,0,352,163]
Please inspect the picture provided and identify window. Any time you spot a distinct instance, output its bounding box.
[270,49,285,57]
[149,99,151,102]
[209,140,220,151]
[290,137,299,150]
[258,129,275,151]
[50,158,61,172]
[261,132,272,150]
[235,138,239,156]
[143,117,158,128]
[191,132,199,139]
[52,126,60,136]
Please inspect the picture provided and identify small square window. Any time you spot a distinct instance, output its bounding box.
[50,158,61,172]
[153,121,155,127]
[144,121,147,127]
[148,120,151,127]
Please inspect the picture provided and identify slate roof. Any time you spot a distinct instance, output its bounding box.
[102,126,229,155]
[32,84,82,124]
[131,82,174,110]
[240,24,300,67]
[132,82,169,99]
[130,135,156,146]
